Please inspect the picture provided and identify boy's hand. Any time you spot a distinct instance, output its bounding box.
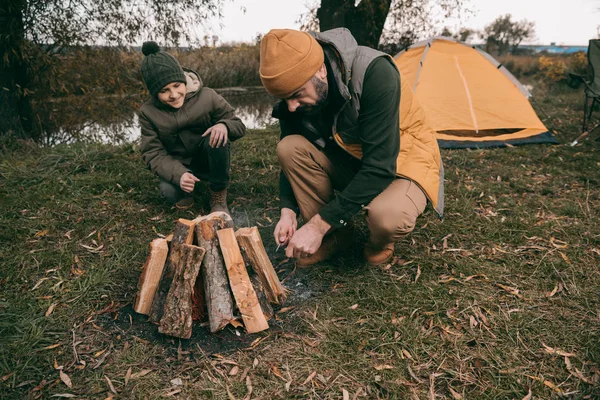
[180,172,200,193]
[202,123,228,148]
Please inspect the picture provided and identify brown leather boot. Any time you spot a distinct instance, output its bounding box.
[209,189,229,214]
[363,242,395,266]
[175,196,194,210]
[296,225,354,267]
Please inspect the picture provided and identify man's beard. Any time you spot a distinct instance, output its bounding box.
[298,76,328,115]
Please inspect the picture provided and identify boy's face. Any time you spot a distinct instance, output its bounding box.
[157,81,187,108]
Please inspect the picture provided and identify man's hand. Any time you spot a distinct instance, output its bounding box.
[202,123,228,148]
[285,214,331,259]
[180,172,200,193]
[274,208,297,247]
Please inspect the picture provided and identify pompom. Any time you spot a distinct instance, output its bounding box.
[142,41,160,56]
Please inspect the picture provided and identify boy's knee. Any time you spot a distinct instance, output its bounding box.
[159,180,183,204]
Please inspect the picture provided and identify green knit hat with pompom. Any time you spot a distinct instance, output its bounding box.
[140,41,186,98]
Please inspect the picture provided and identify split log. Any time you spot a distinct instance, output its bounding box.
[235,227,288,304]
[217,228,269,334]
[195,212,235,332]
[251,275,273,320]
[134,239,169,315]
[149,219,196,323]
[158,244,206,339]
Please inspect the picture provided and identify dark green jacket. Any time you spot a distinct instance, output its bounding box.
[139,68,246,184]
[274,28,444,229]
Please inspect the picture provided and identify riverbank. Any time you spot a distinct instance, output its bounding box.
[1,87,599,398]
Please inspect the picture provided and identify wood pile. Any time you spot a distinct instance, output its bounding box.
[133,211,287,339]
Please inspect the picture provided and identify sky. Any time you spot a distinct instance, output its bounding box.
[206,0,599,46]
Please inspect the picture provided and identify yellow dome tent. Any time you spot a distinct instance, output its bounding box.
[394,37,557,148]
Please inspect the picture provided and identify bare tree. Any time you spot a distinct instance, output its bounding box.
[300,0,468,49]
[0,0,224,139]
[481,14,535,56]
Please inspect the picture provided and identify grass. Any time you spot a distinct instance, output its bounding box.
[1,84,599,399]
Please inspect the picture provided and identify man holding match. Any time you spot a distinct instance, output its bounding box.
[259,28,444,266]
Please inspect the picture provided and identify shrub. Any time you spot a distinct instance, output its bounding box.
[538,56,567,83]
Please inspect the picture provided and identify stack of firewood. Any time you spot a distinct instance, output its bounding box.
[133,211,288,339]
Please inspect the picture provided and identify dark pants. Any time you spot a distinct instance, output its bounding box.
[160,138,230,204]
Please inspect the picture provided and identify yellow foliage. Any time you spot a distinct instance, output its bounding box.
[568,52,588,76]
[538,56,567,82]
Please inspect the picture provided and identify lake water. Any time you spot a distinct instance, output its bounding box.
[41,87,278,146]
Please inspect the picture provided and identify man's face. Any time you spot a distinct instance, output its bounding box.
[285,65,328,114]
[157,81,187,108]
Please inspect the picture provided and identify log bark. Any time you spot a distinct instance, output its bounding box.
[158,244,205,339]
[235,227,288,304]
[134,239,169,315]
[149,219,196,323]
[217,228,269,334]
[195,212,235,332]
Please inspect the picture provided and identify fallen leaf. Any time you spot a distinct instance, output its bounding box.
[525,374,563,394]
[130,369,153,379]
[449,386,463,399]
[32,278,50,291]
[521,388,532,400]
[59,370,72,388]
[51,394,77,398]
[342,388,350,400]
[104,375,117,394]
[541,343,576,357]
[402,349,412,359]
[277,306,296,314]
[125,367,132,386]
[229,366,239,376]
[170,378,183,386]
[559,251,571,265]
[94,349,107,357]
[271,366,284,380]
[414,265,421,283]
[35,230,48,238]
[243,376,253,400]
[349,304,359,310]
[165,389,182,396]
[545,283,559,298]
[302,371,317,385]
[374,364,394,370]
[465,274,488,281]
[496,283,522,298]
[1,373,14,382]
[407,365,424,383]
[40,343,62,351]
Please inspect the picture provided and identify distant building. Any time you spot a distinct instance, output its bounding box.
[519,44,588,54]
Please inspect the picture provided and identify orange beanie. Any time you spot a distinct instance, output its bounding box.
[259,29,324,98]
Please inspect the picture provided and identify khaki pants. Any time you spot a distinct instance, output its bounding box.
[277,135,427,247]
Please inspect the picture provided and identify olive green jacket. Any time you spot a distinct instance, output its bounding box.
[139,68,246,184]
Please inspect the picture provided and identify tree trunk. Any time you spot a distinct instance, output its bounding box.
[0,0,34,139]
[317,0,392,48]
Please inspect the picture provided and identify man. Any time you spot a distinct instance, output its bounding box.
[259,28,444,266]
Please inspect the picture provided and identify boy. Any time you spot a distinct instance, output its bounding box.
[138,41,246,213]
